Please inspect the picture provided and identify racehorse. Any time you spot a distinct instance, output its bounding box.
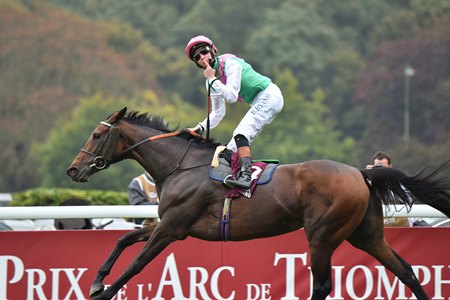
[67,107,450,300]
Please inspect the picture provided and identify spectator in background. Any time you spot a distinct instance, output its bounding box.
[366,151,427,227]
[366,151,392,169]
[128,172,159,226]
[54,198,94,230]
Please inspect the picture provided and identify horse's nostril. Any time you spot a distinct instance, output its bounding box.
[66,167,78,177]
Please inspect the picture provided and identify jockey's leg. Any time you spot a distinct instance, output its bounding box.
[225,135,253,189]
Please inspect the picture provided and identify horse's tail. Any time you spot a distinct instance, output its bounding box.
[360,161,450,218]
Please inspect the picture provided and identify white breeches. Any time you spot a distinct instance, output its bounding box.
[227,82,284,151]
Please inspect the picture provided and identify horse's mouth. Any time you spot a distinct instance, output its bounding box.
[66,165,91,182]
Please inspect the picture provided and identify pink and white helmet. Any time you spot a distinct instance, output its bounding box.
[185,35,218,60]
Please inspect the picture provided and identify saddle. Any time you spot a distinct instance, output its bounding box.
[209,147,279,198]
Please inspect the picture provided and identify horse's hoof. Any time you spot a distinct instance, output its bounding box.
[90,284,105,298]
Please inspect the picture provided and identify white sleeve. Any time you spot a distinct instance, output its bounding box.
[198,59,242,130]
[199,93,226,130]
[208,59,242,103]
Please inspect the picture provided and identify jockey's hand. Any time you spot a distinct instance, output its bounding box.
[188,123,204,135]
[202,59,216,80]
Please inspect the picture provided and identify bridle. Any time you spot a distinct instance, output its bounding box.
[81,120,209,182]
[81,121,120,170]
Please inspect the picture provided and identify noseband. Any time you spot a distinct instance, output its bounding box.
[81,121,120,170]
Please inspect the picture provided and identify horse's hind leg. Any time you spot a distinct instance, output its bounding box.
[348,223,429,300]
[308,244,334,300]
[90,224,156,298]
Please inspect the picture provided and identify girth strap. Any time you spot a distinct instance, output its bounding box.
[221,197,232,242]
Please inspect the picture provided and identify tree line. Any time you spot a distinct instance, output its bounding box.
[1,0,449,192]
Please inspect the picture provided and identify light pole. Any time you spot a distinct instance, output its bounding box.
[404,65,415,144]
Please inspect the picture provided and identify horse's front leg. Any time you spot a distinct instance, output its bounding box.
[92,222,183,300]
[90,224,157,298]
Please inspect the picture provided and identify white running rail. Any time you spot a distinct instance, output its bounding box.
[0,205,446,219]
[0,205,159,219]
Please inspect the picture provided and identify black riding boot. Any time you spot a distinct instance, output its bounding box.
[225,156,253,189]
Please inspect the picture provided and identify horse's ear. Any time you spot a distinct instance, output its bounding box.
[117,107,127,120]
[109,107,127,124]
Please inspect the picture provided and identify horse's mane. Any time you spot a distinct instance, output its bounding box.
[123,111,220,148]
[124,111,171,132]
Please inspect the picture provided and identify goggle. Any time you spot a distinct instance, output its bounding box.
[193,46,211,62]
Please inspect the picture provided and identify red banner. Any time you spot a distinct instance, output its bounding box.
[1,228,449,299]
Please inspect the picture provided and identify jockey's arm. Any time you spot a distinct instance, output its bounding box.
[199,95,226,130]
[198,60,242,131]
[208,59,242,103]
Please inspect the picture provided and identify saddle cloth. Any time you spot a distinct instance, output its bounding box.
[210,157,278,185]
[210,150,279,198]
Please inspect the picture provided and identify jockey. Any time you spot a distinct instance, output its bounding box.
[186,35,284,189]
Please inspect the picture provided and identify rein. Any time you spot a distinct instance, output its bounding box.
[82,121,209,182]
[154,138,196,184]
[121,132,180,155]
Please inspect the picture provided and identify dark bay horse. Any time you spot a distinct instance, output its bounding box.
[67,107,450,300]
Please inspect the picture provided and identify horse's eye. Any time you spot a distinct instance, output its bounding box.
[93,132,101,139]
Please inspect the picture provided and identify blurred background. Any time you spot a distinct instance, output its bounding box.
[1,0,449,193]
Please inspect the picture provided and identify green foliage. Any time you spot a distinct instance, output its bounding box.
[0,1,163,192]
[354,18,450,164]
[372,0,450,45]
[106,19,145,53]
[1,0,449,192]
[33,92,212,191]
[246,0,342,93]
[10,188,127,206]
[33,94,143,191]
[253,69,358,165]
[321,49,365,139]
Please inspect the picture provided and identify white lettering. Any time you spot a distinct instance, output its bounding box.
[117,284,127,300]
[261,283,271,300]
[51,268,61,299]
[247,283,260,300]
[0,255,24,299]
[413,265,432,286]
[274,252,307,300]
[374,266,406,299]
[26,268,47,299]
[246,283,271,300]
[104,284,127,300]
[137,283,152,300]
[1,253,449,299]
[65,268,88,300]
[188,267,210,300]
[346,265,373,299]
[308,266,313,300]
[152,253,185,300]
[433,265,450,299]
[327,266,344,299]
[251,166,263,181]
[211,266,235,300]
[51,268,87,300]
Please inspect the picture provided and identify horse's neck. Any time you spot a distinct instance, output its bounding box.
[123,126,212,182]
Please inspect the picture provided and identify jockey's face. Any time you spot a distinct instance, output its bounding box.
[193,46,213,68]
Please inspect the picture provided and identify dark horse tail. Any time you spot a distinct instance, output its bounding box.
[360,162,450,218]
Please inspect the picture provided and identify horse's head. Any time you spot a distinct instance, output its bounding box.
[67,107,128,182]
